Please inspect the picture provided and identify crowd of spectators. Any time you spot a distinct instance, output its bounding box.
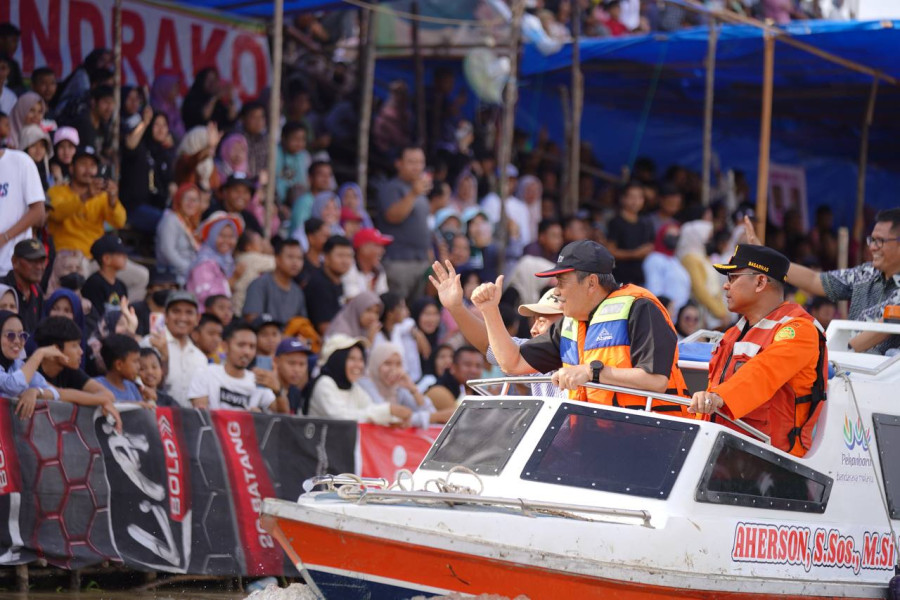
[0,3,874,428]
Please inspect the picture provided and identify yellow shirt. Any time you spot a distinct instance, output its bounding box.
[46,184,127,258]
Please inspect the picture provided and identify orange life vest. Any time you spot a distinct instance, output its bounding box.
[707,302,827,456]
[559,284,688,412]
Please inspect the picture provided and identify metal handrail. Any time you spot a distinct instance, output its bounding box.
[339,488,653,527]
[466,376,771,445]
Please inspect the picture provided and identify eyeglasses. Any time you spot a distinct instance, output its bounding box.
[866,236,900,249]
[725,272,761,284]
[1,332,29,344]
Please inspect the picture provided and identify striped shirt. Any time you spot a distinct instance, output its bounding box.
[820,263,900,354]
[486,337,567,399]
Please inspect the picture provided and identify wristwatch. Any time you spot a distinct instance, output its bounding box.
[590,360,605,383]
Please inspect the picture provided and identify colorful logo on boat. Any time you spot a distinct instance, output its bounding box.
[843,415,871,451]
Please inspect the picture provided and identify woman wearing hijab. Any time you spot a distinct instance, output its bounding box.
[156,183,203,283]
[149,73,185,142]
[0,285,18,313]
[311,191,344,235]
[358,341,440,429]
[337,183,373,228]
[186,213,243,305]
[643,222,691,313]
[325,291,382,342]
[0,311,63,416]
[307,334,410,424]
[17,124,54,190]
[410,297,442,377]
[7,92,46,149]
[677,218,729,329]
[121,111,175,232]
[181,68,235,131]
[216,132,249,181]
[452,170,479,212]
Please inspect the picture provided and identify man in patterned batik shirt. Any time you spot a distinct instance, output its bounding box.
[744,208,900,354]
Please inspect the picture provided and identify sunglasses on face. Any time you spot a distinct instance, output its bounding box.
[1,332,29,344]
[725,272,760,284]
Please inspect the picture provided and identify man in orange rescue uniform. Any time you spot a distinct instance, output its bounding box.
[689,244,828,457]
[471,240,687,412]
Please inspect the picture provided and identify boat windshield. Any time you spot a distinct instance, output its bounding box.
[420,399,542,474]
[521,403,698,499]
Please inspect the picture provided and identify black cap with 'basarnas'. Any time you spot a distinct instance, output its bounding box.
[535,240,615,278]
[714,244,790,282]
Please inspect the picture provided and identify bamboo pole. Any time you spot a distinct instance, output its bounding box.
[412,0,426,149]
[837,226,849,316]
[496,0,525,275]
[263,0,284,242]
[701,20,718,207]
[559,84,571,213]
[754,33,774,244]
[111,0,122,178]
[565,0,583,218]
[854,79,878,264]
[357,8,376,198]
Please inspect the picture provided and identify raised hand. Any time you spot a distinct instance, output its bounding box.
[743,216,761,245]
[428,260,464,310]
[470,275,504,310]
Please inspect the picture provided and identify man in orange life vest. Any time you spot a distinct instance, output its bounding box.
[470,240,687,411]
[689,244,828,457]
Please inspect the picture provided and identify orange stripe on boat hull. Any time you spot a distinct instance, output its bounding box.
[268,516,873,600]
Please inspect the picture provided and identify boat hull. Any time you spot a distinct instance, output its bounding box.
[265,514,879,600]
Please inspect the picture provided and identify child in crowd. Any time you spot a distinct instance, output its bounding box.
[191,313,225,364]
[204,294,235,327]
[82,234,130,316]
[49,127,79,185]
[276,121,310,210]
[96,334,145,404]
[138,348,175,407]
[251,314,282,394]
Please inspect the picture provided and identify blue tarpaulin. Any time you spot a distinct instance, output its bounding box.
[515,19,900,225]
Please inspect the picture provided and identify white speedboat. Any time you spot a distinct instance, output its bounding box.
[261,320,900,599]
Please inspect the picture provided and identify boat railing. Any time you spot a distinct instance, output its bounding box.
[467,376,771,445]
[680,329,724,344]
[826,319,900,376]
[331,488,654,527]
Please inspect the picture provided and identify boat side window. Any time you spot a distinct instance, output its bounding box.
[521,403,698,499]
[872,413,900,518]
[420,400,542,474]
[696,433,832,513]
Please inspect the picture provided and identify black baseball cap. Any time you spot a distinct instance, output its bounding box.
[13,238,46,260]
[73,145,101,167]
[535,240,615,278]
[90,233,127,260]
[251,313,283,332]
[222,172,257,192]
[714,244,790,282]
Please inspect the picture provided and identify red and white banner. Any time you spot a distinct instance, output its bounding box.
[359,424,443,481]
[2,0,270,102]
[212,411,282,576]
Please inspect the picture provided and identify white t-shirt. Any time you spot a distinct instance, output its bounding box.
[0,149,45,276]
[187,364,276,411]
